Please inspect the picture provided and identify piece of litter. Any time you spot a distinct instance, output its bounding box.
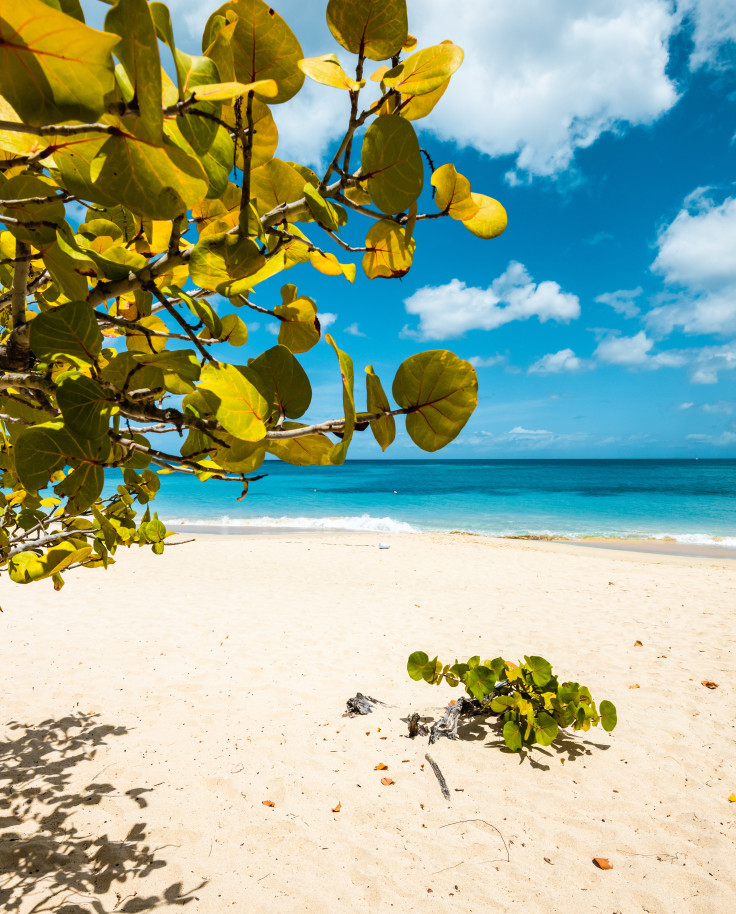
[544,857,553,865]
[378,542,390,549]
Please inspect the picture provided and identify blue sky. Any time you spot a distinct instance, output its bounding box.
[82,0,736,458]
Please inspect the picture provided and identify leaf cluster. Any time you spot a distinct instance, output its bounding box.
[0,0,507,592]
[407,651,618,752]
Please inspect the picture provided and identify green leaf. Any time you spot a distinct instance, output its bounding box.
[326,0,408,61]
[133,350,202,395]
[189,233,266,296]
[534,711,559,747]
[325,334,355,465]
[251,159,312,221]
[9,540,92,583]
[101,352,164,395]
[54,462,104,513]
[431,164,480,221]
[248,345,311,420]
[525,656,553,688]
[273,288,320,354]
[203,0,305,104]
[0,175,65,245]
[14,424,70,492]
[303,183,342,231]
[89,133,209,221]
[198,362,273,441]
[206,312,249,347]
[105,0,162,142]
[298,54,364,90]
[407,650,429,681]
[265,425,334,466]
[599,700,618,732]
[365,365,395,451]
[465,666,494,700]
[361,115,423,214]
[29,301,103,367]
[56,374,115,439]
[362,219,415,279]
[461,193,508,240]
[502,719,523,752]
[392,350,478,452]
[0,0,118,125]
[383,43,463,96]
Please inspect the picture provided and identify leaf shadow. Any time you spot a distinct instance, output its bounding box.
[0,713,206,912]
[482,716,612,769]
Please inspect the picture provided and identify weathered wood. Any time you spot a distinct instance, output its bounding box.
[425,753,451,802]
[344,693,385,716]
[407,712,429,738]
[428,696,479,744]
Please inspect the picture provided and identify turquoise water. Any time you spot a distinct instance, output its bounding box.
[106,459,736,546]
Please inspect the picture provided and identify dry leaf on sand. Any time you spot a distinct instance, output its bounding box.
[375,763,388,770]
[701,680,719,689]
[593,858,613,870]
[262,800,275,807]
[332,802,341,812]
[381,777,394,786]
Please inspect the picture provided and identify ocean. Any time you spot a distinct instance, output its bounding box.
[107,458,736,548]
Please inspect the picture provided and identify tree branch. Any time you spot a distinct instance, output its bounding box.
[142,281,216,365]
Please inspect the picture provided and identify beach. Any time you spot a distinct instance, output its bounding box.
[1,532,735,912]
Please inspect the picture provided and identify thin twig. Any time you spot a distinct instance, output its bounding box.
[425,753,451,802]
[439,819,510,864]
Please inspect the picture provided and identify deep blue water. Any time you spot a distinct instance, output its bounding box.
[105,459,736,544]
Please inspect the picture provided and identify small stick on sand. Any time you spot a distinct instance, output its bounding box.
[425,752,451,801]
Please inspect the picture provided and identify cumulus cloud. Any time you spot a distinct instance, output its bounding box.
[594,331,654,365]
[648,192,736,336]
[401,262,580,341]
[595,287,643,318]
[528,348,588,374]
[343,323,366,337]
[405,0,679,179]
[678,0,736,70]
[468,355,506,368]
[319,312,338,331]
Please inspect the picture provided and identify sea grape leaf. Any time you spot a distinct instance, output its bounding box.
[599,700,617,732]
[465,666,495,700]
[193,182,242,237]
[54,462,105,513]
[362,219,415,279]
[534,712,559,747]
[201,312,249,347]
[0,0,119,125]
[392,350,478,452]
[56,374,115,439]
[401,77,450,121]
[8,540,92,583]
[105,0,162,142]
[189,233,266,295]
[0,175,65,245]
[125,315,168,355]
[250,159,312,221]
[29,301,103,366]
[133,349,202,394]
[525,656,553,688]
[431,164,480,221]
[203,0,305,104]
[326,0,408,61]
[198,362,273,441]
[502,719,523,752]
[383,43,463,96]
[326,334,355,465]
[248,345,311,419]
[101,352,164,394]
[303,183,343,231]
[298,54,364,90]
[462,193,508,239]
[265,424,334,466]
[309,251,356,282]
[365,365,395,451]
[273,289,320,354]
[361,115,423,214]
[14,424,72,492]
[89,133,209,221]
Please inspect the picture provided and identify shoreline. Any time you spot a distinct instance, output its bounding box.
[168,523,736,560]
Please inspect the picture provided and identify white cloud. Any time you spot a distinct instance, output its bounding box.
[343,323,366,337]
[678,402,695,410]
[594,331,654,365]
[509,426,552,436]
[702,401,734,413]
[319,312,338,331]
[468,354,506,368]
[648,192,736,335]
[528,348,587,374]
[402,262,580,341]
[678,0,736,70]
[406,0,679,179]
[266,322,280,335]
[687,341,736,383]
[595,287,643,318]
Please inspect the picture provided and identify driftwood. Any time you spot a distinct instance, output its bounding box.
[425,753,451,801]
[344,693,385,716]
[407,712,429,738]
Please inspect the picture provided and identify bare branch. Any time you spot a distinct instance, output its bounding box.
[0,119,122,138]
[142,281,217,365]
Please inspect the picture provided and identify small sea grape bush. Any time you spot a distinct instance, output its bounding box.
[407,651,618,751]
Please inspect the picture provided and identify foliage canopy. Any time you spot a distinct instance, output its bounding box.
[0,0,507,591]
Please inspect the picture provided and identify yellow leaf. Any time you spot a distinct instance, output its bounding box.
[309,251,356,282]
[298,55,365,91]
[461,193,508,240]
[431,164,480,221]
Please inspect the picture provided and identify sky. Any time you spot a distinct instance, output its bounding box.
[80,0,736,458]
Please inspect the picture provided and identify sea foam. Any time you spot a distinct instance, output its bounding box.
[164,514,416,533]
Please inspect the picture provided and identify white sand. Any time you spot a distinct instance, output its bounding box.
[1,532,735,912]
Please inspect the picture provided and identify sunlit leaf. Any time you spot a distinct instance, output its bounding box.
[401,77,450,121]
[383,43,463,96]
[56,373,115,439]
[0,0,118,125]
[273,287,320,354]
[326,334,355,465]
[461,193,508,240]
[361,115,423,214]
[365,365,395,451]
[362,219,415,278]
[248,345,311,420]
[198,361,273,441]
[29,301,102,367]
[0,175,65,245]
[502,719,522,751]
[309,251,356,282]
[189,232,266,295]
[265,424,334,466]
[392,350,478,452]
[599,700,617,732]
[431,164,480,221]
[326,0,408,61]
[298,54,364,90]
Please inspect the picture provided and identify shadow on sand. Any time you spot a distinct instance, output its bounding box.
[0,713,206,912]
